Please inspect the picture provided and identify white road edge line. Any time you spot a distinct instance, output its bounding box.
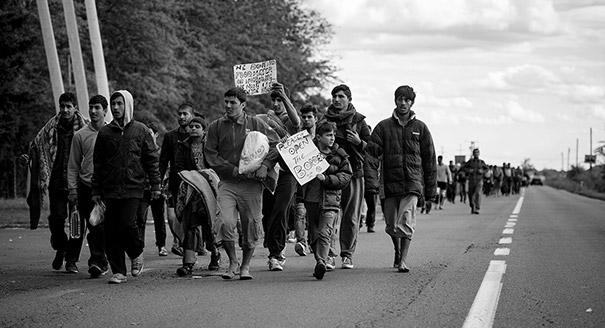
[498,237,512,244]
[462,260,507,328]
[512,196,524,215]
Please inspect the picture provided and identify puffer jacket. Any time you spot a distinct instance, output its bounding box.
[367,110,437,200]
[92,90,160,199]
[303,142,352,211]
[363,152,380,194]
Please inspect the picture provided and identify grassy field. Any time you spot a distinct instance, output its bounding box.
[0,198,48,228]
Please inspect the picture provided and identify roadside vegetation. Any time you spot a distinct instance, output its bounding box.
[542,165,605,201]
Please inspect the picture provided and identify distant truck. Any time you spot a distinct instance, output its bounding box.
[531,174,546,186]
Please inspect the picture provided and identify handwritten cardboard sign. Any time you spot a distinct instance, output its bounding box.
[277,130,329,185]
[233,59,277,95]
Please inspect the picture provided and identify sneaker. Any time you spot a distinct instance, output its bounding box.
[342,257,354,269]
[208,252,221,271]
[108,273,127,284]
[88,264,108,278]
[171,245,183,257]
[131,255,144,277]
[313,261,327,280]
[176,264,194,277]
[268,258,283,271]
[158,246,168,256]
[52,250,64,270]
[65,261,79,273]
[325,257,336,271]
[287,231,296,243]
[294,242,307,256]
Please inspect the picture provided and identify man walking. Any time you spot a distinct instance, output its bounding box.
[436,155,452,210]
[67,95,110,277]
[323,84,371,269]
[462,148,488,214]
[26,92,88,272]
[204,87,280,280]
[92,90,161,284]
[367,85,436,273]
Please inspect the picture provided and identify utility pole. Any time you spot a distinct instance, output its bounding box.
[36,0,64,113]
[576,138,579,168]
[567,147,570,171]
[62,0,89,118]
[590,127,593,170]
[85,0,112,121]
[561,152,564,171]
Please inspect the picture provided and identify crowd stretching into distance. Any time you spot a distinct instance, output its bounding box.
[24,83,523,284]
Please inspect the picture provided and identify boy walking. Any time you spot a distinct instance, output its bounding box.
[302,121,352,280]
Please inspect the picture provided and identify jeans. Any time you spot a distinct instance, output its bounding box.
[293,202,307,245]
[469,182,483,211]
[306,203,337,264]
[104,198,143,275]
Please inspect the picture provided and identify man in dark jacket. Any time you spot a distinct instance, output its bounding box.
[462,148,488,214]
[92,90,161,284]
[367,85,437,273]
[159,103,195,256]
[323,84,371,270]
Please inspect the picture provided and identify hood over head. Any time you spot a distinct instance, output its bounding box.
[111,90,134,126]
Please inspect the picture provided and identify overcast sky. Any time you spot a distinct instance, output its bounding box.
[304,0,605,170]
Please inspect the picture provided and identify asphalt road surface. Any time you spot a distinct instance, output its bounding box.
[1,186,603,328]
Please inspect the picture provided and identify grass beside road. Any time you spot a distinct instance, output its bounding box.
[0,198,48,228]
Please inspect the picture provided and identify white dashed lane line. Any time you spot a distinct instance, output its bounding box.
[462,191,525,328]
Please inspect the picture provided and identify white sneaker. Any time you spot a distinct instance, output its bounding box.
[325,257,336,271]
[268,258,283,271]
[131,255,144,277]
[294,242,307,256]
[342,257,354,269]
[108,273,127,284]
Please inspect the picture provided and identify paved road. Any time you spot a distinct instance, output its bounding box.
[0,186,603,327]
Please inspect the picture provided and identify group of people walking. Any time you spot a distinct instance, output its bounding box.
[430,152,527,215]
[26,82,438,283]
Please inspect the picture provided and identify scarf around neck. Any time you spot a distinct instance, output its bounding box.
[325,103,357,125]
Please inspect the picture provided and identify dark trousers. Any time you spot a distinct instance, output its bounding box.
[77,183,108,269]
[105,198,143,275]
[48,188,85,263]
[306,203,337,264]
[262,171,297,259]
[363,191,377,228]
[136,191,167,248]
[469,182,483,211]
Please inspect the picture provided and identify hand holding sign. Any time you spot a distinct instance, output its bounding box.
[277,130,330,185]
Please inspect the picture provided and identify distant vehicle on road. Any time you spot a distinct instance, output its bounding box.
[531,174,545,185]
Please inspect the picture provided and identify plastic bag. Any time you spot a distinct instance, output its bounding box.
[238,131,269,175]
[89,201,106,227]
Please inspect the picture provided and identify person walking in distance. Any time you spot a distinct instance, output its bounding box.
[322,84,371,270]
[367,85,437,272]
[204,87,280,280]
[67,95,110,277]
[436,155,452,210]
[461,148,488,214]
[92,90,161,284]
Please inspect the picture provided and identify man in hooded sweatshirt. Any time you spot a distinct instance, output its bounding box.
[92,90,161,284]
[322,84,371,270]
[367,85,437,273]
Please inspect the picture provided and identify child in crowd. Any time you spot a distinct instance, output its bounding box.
[302,121,352,280]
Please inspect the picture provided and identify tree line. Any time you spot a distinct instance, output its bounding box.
[0,0,336,198]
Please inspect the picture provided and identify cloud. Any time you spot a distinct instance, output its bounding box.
[482,64,560,90]
[506,100,545,122]
[591,105,605,120]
